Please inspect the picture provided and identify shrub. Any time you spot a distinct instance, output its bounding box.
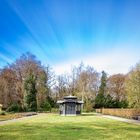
[40,101,51,112]
[44,102,51,112]
[51,108,59,113]
[117,100,128,108]
[46,96,57,108]
[6,103,21,112]
[37,108,44,113]
[0,111,6,115]
[95,94,128,109]
[39,96,57,112]
[84,103,93,112]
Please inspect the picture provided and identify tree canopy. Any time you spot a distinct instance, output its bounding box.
[0,53,140,112]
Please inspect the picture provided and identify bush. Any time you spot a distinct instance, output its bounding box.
[117,100,128,108]
[84,103,93,112]
[51,108,59,113]
[46,96,57,108]
[39,96,57,112]
[44,102,51,112]
[0,111,6,115]
[40,101,51,112]
[37,108,44,112]
[95,94,128,108]
[6,103,21,112]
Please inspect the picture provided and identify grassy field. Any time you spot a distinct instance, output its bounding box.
[0,113,140,140]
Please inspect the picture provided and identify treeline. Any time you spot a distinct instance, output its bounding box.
[0,53,140,112]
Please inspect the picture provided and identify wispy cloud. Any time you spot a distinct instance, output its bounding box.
[53,43,140,75]
[7,1,63,54]
[0,0,140,74]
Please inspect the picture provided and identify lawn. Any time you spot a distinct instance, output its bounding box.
[0,113,140,140]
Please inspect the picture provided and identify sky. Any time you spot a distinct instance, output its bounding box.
[0,0,140,75]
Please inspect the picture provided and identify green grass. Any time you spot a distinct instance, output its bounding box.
[0,113,140,140]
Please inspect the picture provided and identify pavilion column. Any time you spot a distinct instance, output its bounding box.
[63,104,65,115]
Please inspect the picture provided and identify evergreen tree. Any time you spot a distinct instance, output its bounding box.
[95,71,107,108]
[40,96,56,112]
[24,73,37,111]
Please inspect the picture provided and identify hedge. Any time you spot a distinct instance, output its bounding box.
[95,108,140,118]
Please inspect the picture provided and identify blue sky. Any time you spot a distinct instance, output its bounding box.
[0,0,140,75]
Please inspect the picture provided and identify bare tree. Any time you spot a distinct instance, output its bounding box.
[125,62,140,108]
[107,74,126,101]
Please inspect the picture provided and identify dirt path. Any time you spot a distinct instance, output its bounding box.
[102,115,140,125]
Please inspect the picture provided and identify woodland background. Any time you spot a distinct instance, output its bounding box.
[0,53,140,112]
